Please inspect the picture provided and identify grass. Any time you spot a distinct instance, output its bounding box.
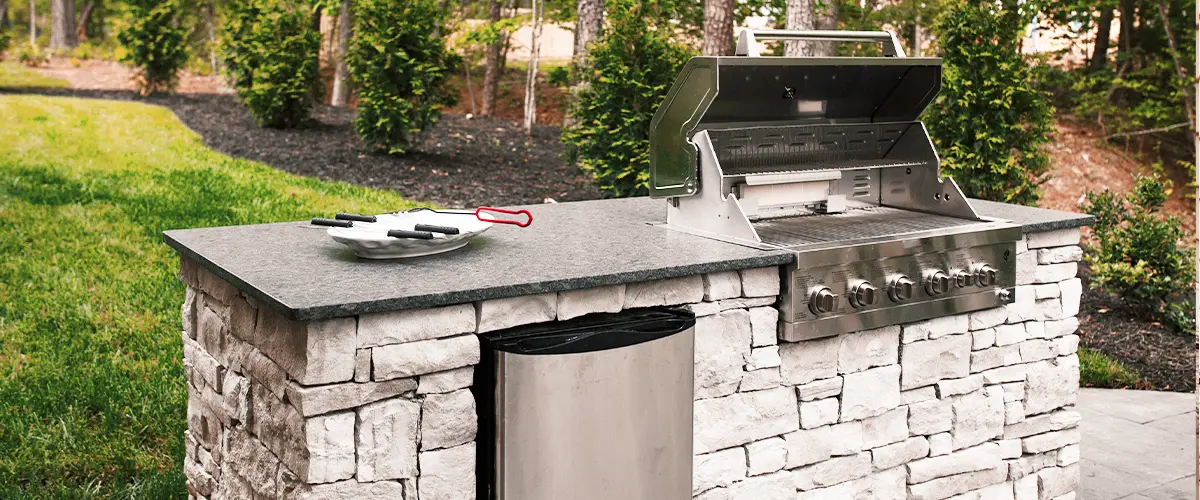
[1078,347,1145,389]
[0,60,69,90]
[0,94,417,497]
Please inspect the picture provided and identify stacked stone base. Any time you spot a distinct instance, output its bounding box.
[178,227,1083,500]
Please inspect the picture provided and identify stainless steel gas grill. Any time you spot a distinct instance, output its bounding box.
[649,29,1020,341]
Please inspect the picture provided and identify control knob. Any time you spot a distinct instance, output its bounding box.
[952,269,974,288]
[924,270,951,295]
[848,282,879,309]
[809,287,839,315]
[973,264,999,287]
[887,276,916,302]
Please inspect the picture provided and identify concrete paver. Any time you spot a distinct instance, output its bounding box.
[1079,388,1196,500]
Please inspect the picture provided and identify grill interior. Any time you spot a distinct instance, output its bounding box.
[751,207,981,249]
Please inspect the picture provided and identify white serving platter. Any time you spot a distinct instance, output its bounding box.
[327,210,494,259]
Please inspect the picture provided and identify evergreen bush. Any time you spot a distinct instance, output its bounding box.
[118,0,189,95]
[561,0,695,198]
[0,30,10,61]
[1082,175,1196,333]
[924,0,1053,205]
[347,0,459,154]
[220,0,323,128]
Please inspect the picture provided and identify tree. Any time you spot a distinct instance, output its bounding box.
[573,0,601,59]
[784,0,815,56]
[1088,7,1113,71]
[523,0,543,133]
[50,0,77,50]
[703,0,733,55]
[481,0,505,115]
[330,0,352,106]
[221,0,323,127]
[76,1,95,41]
[118,0,189,95]
[0,0,9,31]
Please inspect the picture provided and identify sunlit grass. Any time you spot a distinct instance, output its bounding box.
[0,94,417,496]
[0,60,69,89]
[1078,347,1145,389]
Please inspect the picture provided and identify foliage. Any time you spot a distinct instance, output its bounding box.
[117,0,189,95]
[561,0,695,198]
[0,94,414,497]
[547,65,570,87]
[1078,348,1145,389]
[924,0,1053,205]
[221,0,323,128]
[1082,175,1196,333]
[348,0,459,154]
[17,44,48,67]
[0,28,10,60]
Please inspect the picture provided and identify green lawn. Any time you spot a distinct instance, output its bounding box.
[0,94,416,497]
[0,61,69,90]
[1078,347,1144,389]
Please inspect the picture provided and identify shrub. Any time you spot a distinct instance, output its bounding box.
[561,0,695,198]
[348,0,459,154]
[0,30,10,61]
[18,45,49,67]
[1082,175,1196,333]
[221,0,322,128]
[924,0,1053,206]
[118,0,189,95]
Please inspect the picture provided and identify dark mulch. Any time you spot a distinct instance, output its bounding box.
[1076,263,1196,392]
[3,87,601,208]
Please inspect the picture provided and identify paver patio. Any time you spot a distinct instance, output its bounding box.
[1079,388,1196,500]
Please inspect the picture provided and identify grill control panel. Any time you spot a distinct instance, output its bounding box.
[778,225,1020,341]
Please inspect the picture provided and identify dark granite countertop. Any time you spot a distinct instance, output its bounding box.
[164,197,1092,321]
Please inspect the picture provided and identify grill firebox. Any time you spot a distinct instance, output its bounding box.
[649,29,1020,340]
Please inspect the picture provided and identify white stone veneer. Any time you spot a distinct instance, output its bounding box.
[179,228,1082,500]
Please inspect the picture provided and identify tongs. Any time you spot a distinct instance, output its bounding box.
[310,206,533,239]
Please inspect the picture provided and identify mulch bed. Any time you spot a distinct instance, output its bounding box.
[4,87,600,208]
[1076,263,1196,392]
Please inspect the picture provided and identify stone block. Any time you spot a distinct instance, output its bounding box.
[908,467,1008,500]
[556,284,625,320]
[373,335,480,381]
[288,480,406,499]
[1058,279,1081,317]
[183,332,225,391]
[421,389,478,450]
[248,383,304,473]
[1053,336,1078,357]
[1019,340,1057,363]
[356,398,420,481]
[243,350,289,400]
[183,287,198,339]
[1005,402,1025,425]
[223,372,249,424]
[740,368,782,392]
[1023,429,1080,454]
[784,426,833,468]
[305,412,356,484]
[1024,356,1079,415]
[746,346,781,370]
[1008,451,1058,481]
[907,442,1002,484]
[476,293,556,333]
[801,398,840,429]
[688,301,722,318]
[286,378,417,417]
[904,315,969,343]
[796,466,906,500]
[929,432,952,457]
[981,365,1027,385]
[971,345,1022,374]
[694,447,746,494]
[829,421,863,456]
[417,367,474,394]
[861,407,908,449]
[796,377,842,402]
[944,482,1015,500]
[704,271,743,301]
[624,275,705,308]
[224,429,280,496]
[969,308,1009,331]
[418,443,476,500]
[255,309,357,386]
[354,349,371,383]
[185,459,215,497]
[1016,251,1038,286]
[838,325,899,374]
[359,304,475,347]
[1001,383,1025,403]
[1003,410,1080,439]
[1033,264,1077,285]
[1036,464,1079,500]
[950,390,1005,450]
[694,387,800,454]
[993,324,1026,347]
[972,328,996,351]
[1032,284,1061,300]
[1026,230,1080,249]
[779,336,838,386]
[1015,475,1038,500]
[841,365,901,421]
[937,374,984,398]
[746,437,787,476]
[872,436,930,471]
[719,296,776,311]
[188,391,224,452]
[1024,321,1045,339]
[749,307,779,347]
[1034,299,1064,321]
[197,266,238,306]
[909,399,952,436]
[740,267,780,297]
[793,452,872,490]
[695,310,752,399]
[228,295,258,346]
[900,334,972,390]
[998,439,1023,460]
[1006,302,1036,325]
[1055,444,1080,466]
[727,471,792,500]
[903,386,937,404]
[1036,246,1082,265]
[1043,318,1078,339]
[179,257,201,289]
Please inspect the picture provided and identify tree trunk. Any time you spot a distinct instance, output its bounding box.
[523,0,543,134]
[50,0,76,50]
[481,0,504,116]
[0,0,9,31]
[784,0,815,56]
[331,0,352,107]
[912,11,922,57]
[207,0,218,74]
[1117,0,1133,58]
[1089,8,1113,72]
[75,1,93,41]
[812,0,837,56]
[703,0,734,56]
[573,0,601,60]
[28,0,34,47]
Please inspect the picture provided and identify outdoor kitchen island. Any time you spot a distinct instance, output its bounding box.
[166,196,1092,500]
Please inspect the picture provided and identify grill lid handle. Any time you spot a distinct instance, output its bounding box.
[734,29,906,58]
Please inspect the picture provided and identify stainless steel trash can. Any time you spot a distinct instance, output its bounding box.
[474,307,696,500]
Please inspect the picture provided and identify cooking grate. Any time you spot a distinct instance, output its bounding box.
[751,206,981,248]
